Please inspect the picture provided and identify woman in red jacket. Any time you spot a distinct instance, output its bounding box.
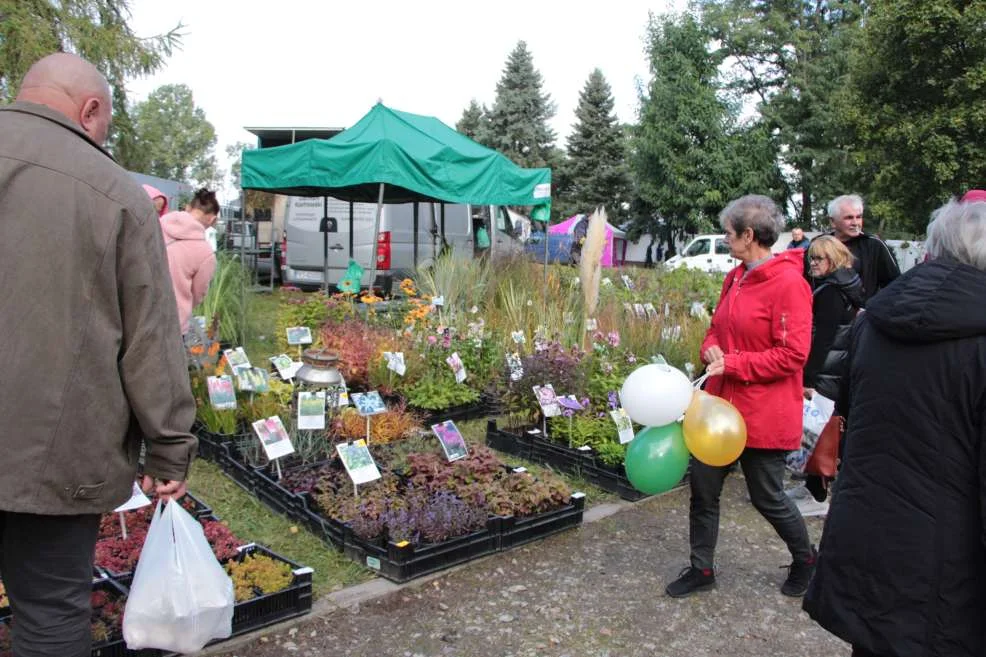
[666,195,816,599]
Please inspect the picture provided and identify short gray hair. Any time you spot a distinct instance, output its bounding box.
[926,199,986,272]
[719,195,785,248]
[827,194,864,219]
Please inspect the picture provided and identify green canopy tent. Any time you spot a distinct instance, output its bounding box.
[241,102,551,292]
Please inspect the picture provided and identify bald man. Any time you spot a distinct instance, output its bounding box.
[0,53,197,657]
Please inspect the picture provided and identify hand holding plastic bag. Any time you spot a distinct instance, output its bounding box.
[786,393,836,473]
[123,500,234,653]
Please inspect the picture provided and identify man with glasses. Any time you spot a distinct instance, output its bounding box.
[805,195,900,302]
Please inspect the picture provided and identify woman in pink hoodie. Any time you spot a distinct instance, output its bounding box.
[142,184,169,217]
[161,188,219,333]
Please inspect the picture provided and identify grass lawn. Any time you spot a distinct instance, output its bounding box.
[243,290,281,363]
[188,459,372,597]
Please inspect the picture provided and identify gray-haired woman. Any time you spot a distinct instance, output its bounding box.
[666,195,816,599]
[804,196,986,657]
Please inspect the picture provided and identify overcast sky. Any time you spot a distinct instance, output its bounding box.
[126,0,688,198]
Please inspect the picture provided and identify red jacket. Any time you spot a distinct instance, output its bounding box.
[701,250,811,450]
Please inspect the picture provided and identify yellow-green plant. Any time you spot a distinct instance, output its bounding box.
[225,553,293,603]
[416,249,491,318]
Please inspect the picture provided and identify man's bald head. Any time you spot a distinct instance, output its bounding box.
[17,53,113,146]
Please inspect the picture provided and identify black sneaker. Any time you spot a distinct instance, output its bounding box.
[781,545,818,597]
[666,566,717,598]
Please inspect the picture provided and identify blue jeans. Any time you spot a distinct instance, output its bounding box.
[689,448,813,570]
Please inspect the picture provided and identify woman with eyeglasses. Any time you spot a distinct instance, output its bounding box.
[786,236,864,510]
[160,188,220,334]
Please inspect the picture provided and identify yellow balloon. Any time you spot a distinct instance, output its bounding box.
[682,390,748,466]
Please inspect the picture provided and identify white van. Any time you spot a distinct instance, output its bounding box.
[665,231,820,273]
[279,196,523,291]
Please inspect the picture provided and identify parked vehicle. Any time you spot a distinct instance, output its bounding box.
[665,231,820,273]
[279,196,523,292]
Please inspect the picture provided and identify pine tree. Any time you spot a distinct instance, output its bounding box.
[456,99,489,143]
[559,69,631,221]
[486,41,556,168]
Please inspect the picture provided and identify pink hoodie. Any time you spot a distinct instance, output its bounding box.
[142,184,169,217]
[160,211,216,333]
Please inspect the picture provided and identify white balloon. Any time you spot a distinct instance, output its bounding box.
[619,363,693,427]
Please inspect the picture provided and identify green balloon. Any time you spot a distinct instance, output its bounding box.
[624,423,690,495]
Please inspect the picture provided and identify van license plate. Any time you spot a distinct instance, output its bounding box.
[293,270,322,282]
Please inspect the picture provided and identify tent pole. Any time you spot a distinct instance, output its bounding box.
[322,196,330,295]
[349,200,354,258]
[413,202,419,270]
[543,218,548,320]
[367,183,385,294]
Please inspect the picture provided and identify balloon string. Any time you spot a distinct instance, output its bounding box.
[691,373,709,389]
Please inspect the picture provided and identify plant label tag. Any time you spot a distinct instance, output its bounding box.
[644,303,658,320]
[610,408,636,444]
[512,466,528,473]
[337,439,382,485]
[506,352,524,382]
[366,556,381,570]
[577,445,592,452]
[527,429,542,435]
[431,420,469,462]
[207,375,236,410]
[270,354,302,380]
[432,296,444,307]
[383,351,406,376]
[533,384,562,418]
[634,303,647,319]
[113,481,152,513]
[285,326,313,345]
[223,347,251,373]
[351,391,387,416]
[621,274,634,290]
[253,416,295,460]
[297,391,327,430]
[511,330,526,345]
[446,352,467,383]
[585,318,598,331]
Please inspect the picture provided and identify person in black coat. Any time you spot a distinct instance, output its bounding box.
[804,194,900,302]
[803,197,986,657]
[803,236,864,399]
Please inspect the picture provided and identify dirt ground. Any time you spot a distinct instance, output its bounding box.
[213,474,847,657]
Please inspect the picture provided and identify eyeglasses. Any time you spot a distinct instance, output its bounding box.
[809,255,827,263]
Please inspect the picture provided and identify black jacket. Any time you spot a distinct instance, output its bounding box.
[804,267,864,399]
[804,258,986,657]
[805,231,900,303]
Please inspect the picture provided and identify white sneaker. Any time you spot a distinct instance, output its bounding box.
[795,496,829,517]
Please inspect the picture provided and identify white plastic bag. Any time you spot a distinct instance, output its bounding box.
[123,500,234,653]
[786,393,836,473]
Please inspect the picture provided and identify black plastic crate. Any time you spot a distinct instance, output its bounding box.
[194,425,239,463]
[343,518,500,583]
[115,544,312,654]
[296,494,346,550]
[497,494,586,551]
[484,420,535,461]
[226,544,313,636]
[0,577,161,657]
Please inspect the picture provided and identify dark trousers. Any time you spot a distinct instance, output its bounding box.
[689,448,812,570]
[0,511,100,657]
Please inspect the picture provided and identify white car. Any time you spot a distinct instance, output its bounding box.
[665,234,738,273]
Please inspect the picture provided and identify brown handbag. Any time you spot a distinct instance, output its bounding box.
[805,415,843,478]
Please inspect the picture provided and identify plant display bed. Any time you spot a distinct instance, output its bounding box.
[486,420,662,502]
[201,436,586,582]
